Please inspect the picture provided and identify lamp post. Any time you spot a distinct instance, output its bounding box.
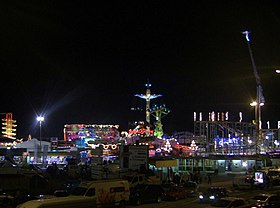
[250,101,264,153]
[36,116,44,158]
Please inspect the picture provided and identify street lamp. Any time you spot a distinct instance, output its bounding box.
[250,100,264,153]
[36,116,44,154]
[250,101,264,128]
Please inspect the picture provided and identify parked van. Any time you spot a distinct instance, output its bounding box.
[17,179,130,208]
[75,179,130,207]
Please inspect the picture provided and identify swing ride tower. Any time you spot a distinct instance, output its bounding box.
[135,83,162,133]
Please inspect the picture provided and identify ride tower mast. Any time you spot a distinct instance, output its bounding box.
[135,83,162,134]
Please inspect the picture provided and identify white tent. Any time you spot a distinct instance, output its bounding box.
[16,138,51,152]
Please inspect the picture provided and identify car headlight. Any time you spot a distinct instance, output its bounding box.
[209,195,215,200]
[199,195,204,199]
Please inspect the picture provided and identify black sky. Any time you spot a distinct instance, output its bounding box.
[1,1,280,139]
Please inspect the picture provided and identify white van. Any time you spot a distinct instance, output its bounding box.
[17,179,130,208]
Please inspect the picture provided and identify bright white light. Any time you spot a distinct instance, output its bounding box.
[250,101,264,106]
[210,195,215,200]
[276,69,280,74]
[267,121,270,129]
[265,136,269,140]
[250,101,257,106]
[242,31,250,42]
[37,116,44,122]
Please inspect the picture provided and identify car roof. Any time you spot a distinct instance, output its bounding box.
[208,186,226,190]
[220,197,245,201]
[256,193,277,197]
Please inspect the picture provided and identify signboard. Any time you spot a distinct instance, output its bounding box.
[255,171,264,184]
[129,145,148,170]
[155,159,178,168]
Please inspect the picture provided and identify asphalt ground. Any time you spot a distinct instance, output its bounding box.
[197,172,245,191]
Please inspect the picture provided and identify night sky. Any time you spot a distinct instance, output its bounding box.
[1,1,280,139]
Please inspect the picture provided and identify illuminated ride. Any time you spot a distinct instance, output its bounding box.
[150,104,170,138]
[0,113,22,148]
[1,113,17,139]
[63,124,121,161]
[135,82,162,134]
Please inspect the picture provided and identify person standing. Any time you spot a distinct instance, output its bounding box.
[207,173,212,185]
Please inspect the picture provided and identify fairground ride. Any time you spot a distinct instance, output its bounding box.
[134,82,170,138]
[134,83,162,134]
[1,113,17,139]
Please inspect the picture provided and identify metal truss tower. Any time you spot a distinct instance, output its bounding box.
[194,119,256,154]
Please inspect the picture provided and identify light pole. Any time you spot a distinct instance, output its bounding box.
[37,116,44,157]
[250,100,264,154]
[250,101,264,127]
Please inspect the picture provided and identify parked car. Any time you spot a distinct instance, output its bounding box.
[208,197,248,208]
[182,181,199,197]
[249,193,280,208]
[130,184,165,205]
[163,184,188,201]
[198,187,229,203]
[0,190,15,207]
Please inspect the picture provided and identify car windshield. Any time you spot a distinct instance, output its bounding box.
[211,199,231,207]
[133,185,147,192]
[71,187,88,196]
[252,195,268,201]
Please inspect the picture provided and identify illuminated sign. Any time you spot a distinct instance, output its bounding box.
[255,172,264,184]
[128,128,154,135]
